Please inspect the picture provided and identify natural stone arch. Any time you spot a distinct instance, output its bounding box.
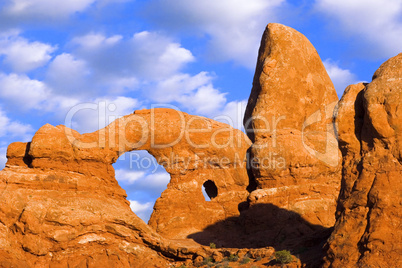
[26,108,252,239]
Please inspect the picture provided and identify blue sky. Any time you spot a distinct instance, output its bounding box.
[0,0,401,221]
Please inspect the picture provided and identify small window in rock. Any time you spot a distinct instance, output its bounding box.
[202,180,218,201]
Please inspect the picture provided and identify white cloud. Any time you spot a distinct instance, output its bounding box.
[2,0,136,19]
[46,95,81,114]
[65,96,140,133]
[323,59,358,95]
[46,32,195,104]
[46,53,90,96]
[98,0,133,5]
[130,31,195,79]
[116,168,170,191]
[0,147,7,170]
[70,31,195,81]
[139,172,171,190]
[179,84,227,116]
[0,0,136,30]
[3,0,96,18]
[0,30,56,72]
[117,168,171,222]
[72,33,122,48]
[0,72,142,140]
[146,0,285,67]
[315,0,402,59]
[0,73,50,110]
[158,42,195,73]
[0,108,33,140]
[46,51,139,96]
[0,29,207,126]
[212,100,248,130]
[149,72,228,117]
[115,170,145,184]
[150,72,212,102]
[6,121,33,140]
[128,200,154,222]
[0,72,82,119]
[105,76,139,94]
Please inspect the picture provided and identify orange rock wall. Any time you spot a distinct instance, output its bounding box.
[323,53,402,268]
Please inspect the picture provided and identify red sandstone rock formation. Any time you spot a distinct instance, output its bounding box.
[1,142,180,267]
[138,109,252,238]
[323,53,402,268]
[1,23,400,268]
[243,23,341,229]
[0,108,251,266]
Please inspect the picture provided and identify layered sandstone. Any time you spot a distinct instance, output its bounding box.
[0,108,251,266]
[323,53,402,267]
[243,23,341,229]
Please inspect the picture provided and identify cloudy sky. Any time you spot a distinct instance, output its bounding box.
[0,0,401,221]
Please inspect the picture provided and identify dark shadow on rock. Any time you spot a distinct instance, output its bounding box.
[23,142,33,167]
[335,86,366,218]
[264,260,277,266]
[245,147,257,193]
[187,203,332,267]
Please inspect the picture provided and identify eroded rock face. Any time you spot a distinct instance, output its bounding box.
[324,53,402,268]
[243,23,341,228]
[0,108,251,266]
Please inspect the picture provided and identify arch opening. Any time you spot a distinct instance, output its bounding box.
[202,180,218,201]
[113,150,171,223]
